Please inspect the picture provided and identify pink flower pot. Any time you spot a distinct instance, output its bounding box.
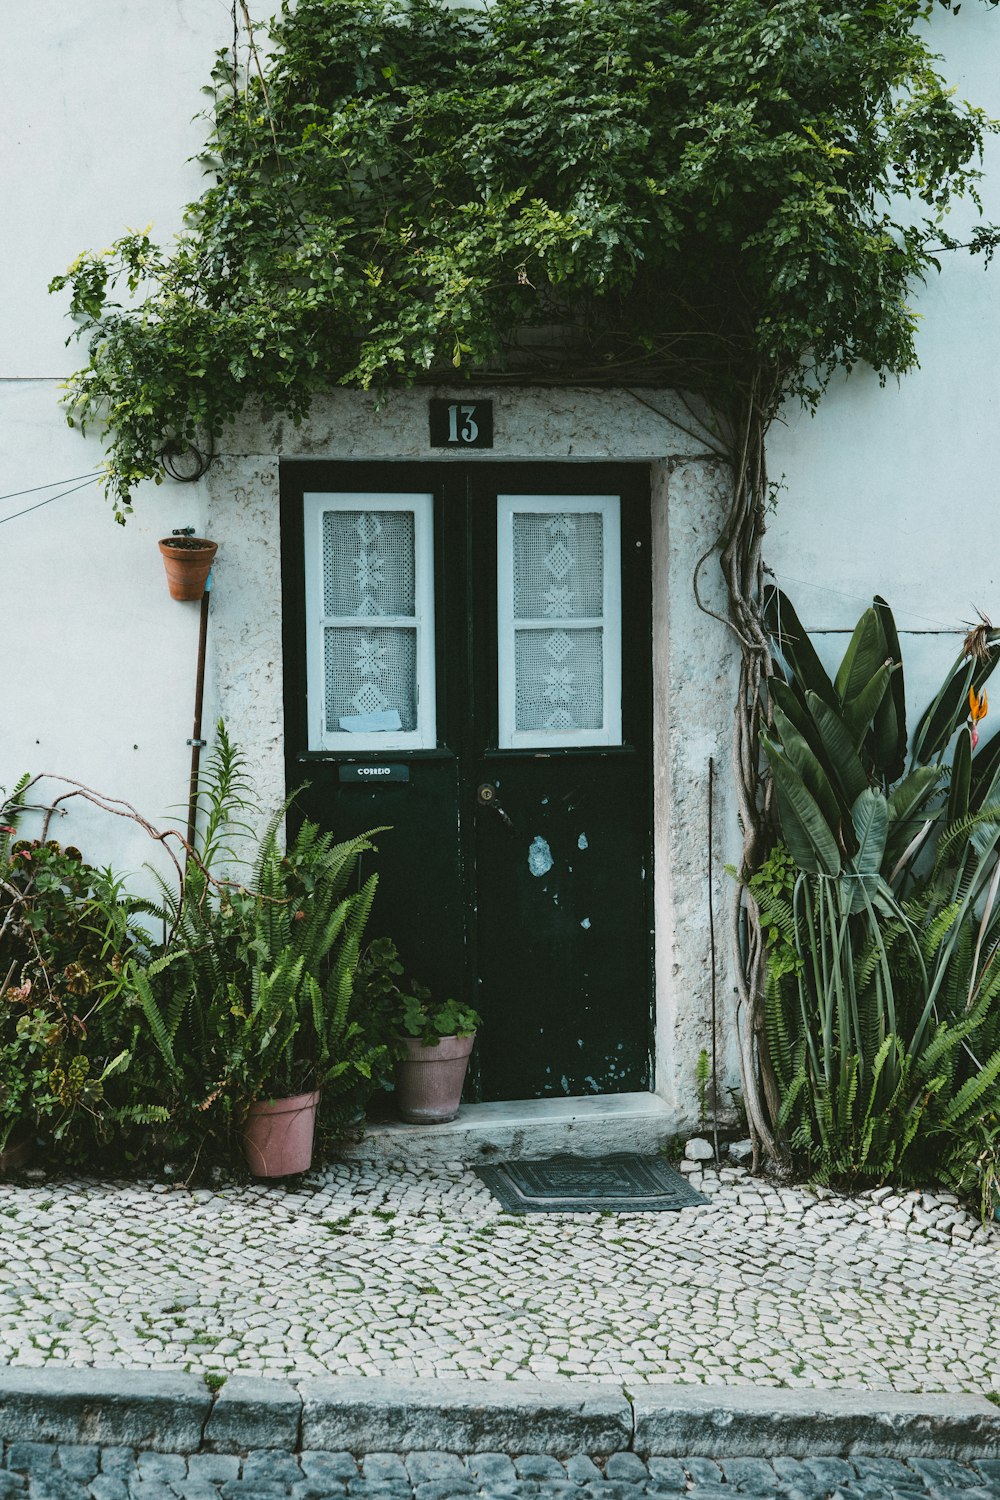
[0,1135,33,1176]
[394,1033,475,1124]
[241,1089,320,1177]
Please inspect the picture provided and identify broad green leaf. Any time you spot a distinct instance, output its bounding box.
[873,596,906,781]
[842,663,894,751]
[887,765,944,828]
[805,691,869,807]
[763,586,838,709]
[843,788,888,912]
[768,676,816,745]
[884,764,945,872]
[851,789,889,877]
[970,803,1000,860]
[834,608,888,708]
[762,733,842,877]
[912,655,996,766]
[970,725,1000,812]
[947,726,972,825]
[770,677,857,855]
[771,702,841,837]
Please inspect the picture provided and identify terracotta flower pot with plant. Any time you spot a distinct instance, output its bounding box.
[391,986,481,1125]
[0,1133,33,1177]
[217,817,382,1177]
[241,1089,321,1177]
[128,753,387,1180]
[158,535,218,600]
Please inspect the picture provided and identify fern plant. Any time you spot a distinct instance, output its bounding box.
[221,815,385,1103]
[129,726,388,1133]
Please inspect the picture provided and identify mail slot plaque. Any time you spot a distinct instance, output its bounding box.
[339,763,410,784]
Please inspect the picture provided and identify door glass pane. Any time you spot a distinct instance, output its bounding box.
[304,491,435,750]
[514,627,604,732]
[323,626,418,732]
[512,511,604,619]
[323,509,416,617]
[498,495,621,749]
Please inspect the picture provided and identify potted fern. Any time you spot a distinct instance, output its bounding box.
[233,817,384,1174]
[129,728,388,1176]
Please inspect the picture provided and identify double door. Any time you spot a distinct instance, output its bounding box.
[280,461,652,1101]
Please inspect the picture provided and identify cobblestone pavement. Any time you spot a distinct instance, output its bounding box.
[4,1443,1000,1500]
[0,1161,997,1394]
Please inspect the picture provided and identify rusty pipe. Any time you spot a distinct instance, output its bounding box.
[185,572,213,862]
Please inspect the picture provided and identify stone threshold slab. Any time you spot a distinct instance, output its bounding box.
[1,1370,998,1460]
[338,1090,678,1163]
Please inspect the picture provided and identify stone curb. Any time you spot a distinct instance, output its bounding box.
[0,1369,209,1452]
[631,1385,1000,1461]
[1,1371,998,1459]
[296,1377,631,1456]
[204,1375,301,1454]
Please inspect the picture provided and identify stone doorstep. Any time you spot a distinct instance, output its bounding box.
[1,1370,998,1460]
[336,1090,678,1164]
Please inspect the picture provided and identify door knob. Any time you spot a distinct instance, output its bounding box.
[477,783,514,830]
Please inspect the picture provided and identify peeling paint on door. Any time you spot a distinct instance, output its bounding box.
[528,835,554,877]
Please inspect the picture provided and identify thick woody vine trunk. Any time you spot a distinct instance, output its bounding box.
[697,380,785,1168]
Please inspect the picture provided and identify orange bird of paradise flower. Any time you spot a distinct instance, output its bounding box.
[969,685,988,748]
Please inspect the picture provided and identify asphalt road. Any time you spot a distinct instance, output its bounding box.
[5,1443,1000,1500]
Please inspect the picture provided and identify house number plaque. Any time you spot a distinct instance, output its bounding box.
[429,398,494,449]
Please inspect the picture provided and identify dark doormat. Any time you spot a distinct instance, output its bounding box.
[473,1153,709,1214]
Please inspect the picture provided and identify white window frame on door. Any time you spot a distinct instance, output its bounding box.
[496,494,622,750]
[303,491,437,751]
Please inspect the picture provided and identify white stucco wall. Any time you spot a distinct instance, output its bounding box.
[3,2,998,1123]
[1,1,227,885]
[765,4,1000,717]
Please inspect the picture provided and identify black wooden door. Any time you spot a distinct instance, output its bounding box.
[281,461,652,1102]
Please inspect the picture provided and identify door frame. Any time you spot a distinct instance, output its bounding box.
[279,457,655,1101]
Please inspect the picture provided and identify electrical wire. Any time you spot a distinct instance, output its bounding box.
[768,571,966,632]
[0,471,102,505]
[0,477,100,527]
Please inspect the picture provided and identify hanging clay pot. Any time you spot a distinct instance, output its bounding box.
[241,1089,320,1177]
[158,536,218,601]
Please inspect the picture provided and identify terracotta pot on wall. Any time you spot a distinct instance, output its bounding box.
[158,536,218,601]
[241,1089,320,1177]
[394,1034,475,1124]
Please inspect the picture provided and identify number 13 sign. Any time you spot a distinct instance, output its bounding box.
[429,398,494,449]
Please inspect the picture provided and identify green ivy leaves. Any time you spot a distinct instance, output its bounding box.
[49,0,1000,518]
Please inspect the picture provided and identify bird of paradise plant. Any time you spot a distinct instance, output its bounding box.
[755,589,1000,1214]
[969,685,988,750]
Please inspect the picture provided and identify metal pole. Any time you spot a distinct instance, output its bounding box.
[185,572,212,862]
[708,755,720,1163]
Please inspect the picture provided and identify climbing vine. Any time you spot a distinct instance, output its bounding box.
[50,0,1000,1164]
